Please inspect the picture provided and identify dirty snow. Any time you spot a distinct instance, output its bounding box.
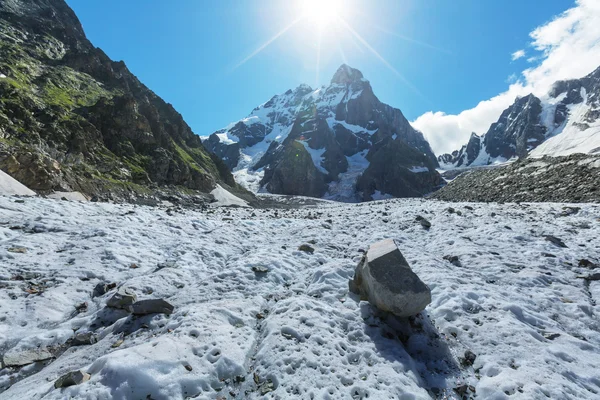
[0,170,36,196]
[0,196,599,399]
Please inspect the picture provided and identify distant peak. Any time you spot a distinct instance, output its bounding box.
[295,83,313,94]
[331,64,364,85]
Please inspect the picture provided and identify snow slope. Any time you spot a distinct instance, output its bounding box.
[0,197,599,399]
[0,170,36,196]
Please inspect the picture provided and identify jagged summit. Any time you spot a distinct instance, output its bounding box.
[205,64,441,201]
[331,64,365,85]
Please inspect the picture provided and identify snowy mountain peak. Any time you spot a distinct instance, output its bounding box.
[204,65,440,201]
[331,64,365,85]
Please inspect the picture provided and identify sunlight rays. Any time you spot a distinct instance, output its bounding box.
[374,25,452,55]
[232,17,302,71]
[231,0,431,102]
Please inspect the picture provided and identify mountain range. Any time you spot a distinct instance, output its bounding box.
[438,66,600,169]
[1,0,600,205]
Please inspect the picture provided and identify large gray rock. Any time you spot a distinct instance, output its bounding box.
[2,347,52,367]
[106,287,137,309]
[349,239,431,317]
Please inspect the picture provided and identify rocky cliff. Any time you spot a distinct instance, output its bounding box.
[0,0,242,202]
[205,64,442,201]
[437,66,600,169]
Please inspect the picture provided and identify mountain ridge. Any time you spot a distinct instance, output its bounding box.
[438,65,600,169]
[0,0,248,203]
[204,64,443,202]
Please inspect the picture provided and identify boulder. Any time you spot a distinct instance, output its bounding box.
[129,299,174,315]
[54,370,91,388]
[349,239,431,317]
[3,347,52,367]
[106,287,137,309]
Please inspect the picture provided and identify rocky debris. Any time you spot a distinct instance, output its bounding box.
[54,370,91,389]
[92,282,117,297]
[543,332,561,340]
[251,265,269,274]
[349,239,431,317]
[559,207,580,217]
[579,259,597,269]
[129,299,175,315]
[7,247,27,253]
[431,154,600,203]
[443,255,462,267]
[106,287,137,309]
[298,244,315,254]
[72,332,98,346]
[545,235,567,248]
[2,347,53,367]
[415,215,431,229]
[579,273,600,281]
[461,350,477,367]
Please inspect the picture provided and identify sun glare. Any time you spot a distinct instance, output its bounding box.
[301,0,342,28]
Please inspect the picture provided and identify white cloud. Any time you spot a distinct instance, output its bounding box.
[413,0,600,155]
[511,49,526,60]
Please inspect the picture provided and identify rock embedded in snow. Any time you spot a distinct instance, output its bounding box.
[3,347,53,367]
[349,239,431,317]
[545,235,567,248]
[54,370,90,388]
[72,332,97,346]
[129,299,174,315]
[298,244,315,254]
[92,282,116,297]
[106,286,137,309]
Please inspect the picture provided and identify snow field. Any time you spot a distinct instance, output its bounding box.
[0,195,599,399]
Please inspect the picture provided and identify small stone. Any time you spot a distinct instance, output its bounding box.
[559,206,580,217]
[582,273,600,281]
[106,287,137,309]
[72,332,98,346]
[579,259,597,269]
[298,244,314,254]
[464,205,474,210]
[462,350,477,366]
[184,364,193,371]
[543,332,561,340]
[544,235,567,248]
[443,255,462,267]
[112,339,124,348]
[7,247,27,254]
[252,265,269,274]
[129,299,174,315]
[454,384,469,396]
[92,282,117,298]
[415,216,431,229]
[54,370,91,388]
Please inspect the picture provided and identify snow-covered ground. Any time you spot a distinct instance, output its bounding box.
[0,195,599,399]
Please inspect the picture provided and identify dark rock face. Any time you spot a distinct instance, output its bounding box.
[438,133,481,167]
[0,0,237,200]
[441,65,600,169]
[357,139,443,200]
[206,64,441,201]
[483,94,546,160]
[431,154,600,203]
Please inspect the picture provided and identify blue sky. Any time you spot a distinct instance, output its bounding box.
[66,0,574,149]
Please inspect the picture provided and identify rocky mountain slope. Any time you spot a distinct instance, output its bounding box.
[438,66,600,169]
[432,153,600,203]
[204,65,442,202]
[0,0,245,202]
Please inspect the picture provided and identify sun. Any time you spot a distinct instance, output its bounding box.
[300,0,343,28]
